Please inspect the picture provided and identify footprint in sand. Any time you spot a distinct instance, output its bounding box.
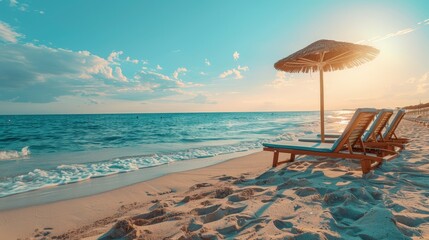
[273,219,293,230]
[228,188,255,202]
[33,227,53,239]
[394,214,429,228]
[217,224,240,235]
[189,182,213,191]
[179,189,216,203]
[191,204,221,216]
[255,170,280,180]
[182,218,203,232]
[149,200,173,210]
[200,204,248,224]
[218,175,238,181]
[330,205,365,223]
[99,219,138,240]
[277,178,310,190]
[132,208,184,226]
[294,187,319,197]
[145,191,155,196]
[215,187,234,198]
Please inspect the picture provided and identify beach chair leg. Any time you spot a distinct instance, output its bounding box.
[371,159,383,168]
[272,151,279,167]
[361,159,371,174]
[290,153,295,162]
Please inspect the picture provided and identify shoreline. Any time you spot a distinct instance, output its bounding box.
[0,149,261,211]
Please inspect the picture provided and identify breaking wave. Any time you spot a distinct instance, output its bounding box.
[0,146,31,161]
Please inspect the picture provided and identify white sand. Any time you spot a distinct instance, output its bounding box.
[0,120,428,239]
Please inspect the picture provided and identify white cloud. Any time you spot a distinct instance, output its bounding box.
[74,50,124,81]
[117,83,158,93]
[233,51,240,61]
[372,28,416,42]
[357,27,417,44]
[183,82,204,88]
[0,37,207,104]
[147,71,171,81]
[125,56,139,64]
[237,65,249,71]
[173,67,187,79]
[219,69,235,79]
[18,3,28,11]
[200,72,207,76]
[266,71,291,88]
[107,51,123,63]
[395,71,429,101]
[0,41,207,104]
[417,85,429,94]
[0,43,132,102]
[413,72,429,94]
[205,58,211,66]
[219,65,249,80]
[156,64,162,70]
[144,69,202,89]
[417,18,429,25]
[174,80,203,88]
[169,88,191,95]
[115,67,128,82]
[9,0,17,7]
[175,80,186,88]
[356,17,429,44]
[130,68,204,102]
[0,21,22,43]
[9,0,28,11]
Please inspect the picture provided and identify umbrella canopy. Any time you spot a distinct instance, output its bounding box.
[274,39,379,142]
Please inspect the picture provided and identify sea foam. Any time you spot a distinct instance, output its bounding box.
[0,146,31,161]
[0,133,299,198]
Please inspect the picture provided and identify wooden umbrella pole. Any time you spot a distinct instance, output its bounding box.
[319,68,325,142]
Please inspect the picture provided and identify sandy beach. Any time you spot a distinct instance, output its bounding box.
[0,119,428,239]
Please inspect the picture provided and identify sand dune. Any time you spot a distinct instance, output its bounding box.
[1,120,429,239]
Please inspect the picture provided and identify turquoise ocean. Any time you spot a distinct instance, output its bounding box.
[0,111,350,200]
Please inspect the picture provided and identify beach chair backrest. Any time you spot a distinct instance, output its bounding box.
[362,109,393,142]
[383,109,406,140]
[331,108,377,152]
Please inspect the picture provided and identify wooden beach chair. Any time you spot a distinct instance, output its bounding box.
[358,109,407,151]
[299,110,395,143]
[362,109,393,142]
[381,109,409,144]
[299,109,403,150]
[263,108,398,174]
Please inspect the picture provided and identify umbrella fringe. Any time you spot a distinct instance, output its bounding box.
[274,39,379,73]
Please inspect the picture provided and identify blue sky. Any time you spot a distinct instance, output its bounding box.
[1,0,429,114]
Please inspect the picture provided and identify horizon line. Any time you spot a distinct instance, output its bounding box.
[0,109,358,116]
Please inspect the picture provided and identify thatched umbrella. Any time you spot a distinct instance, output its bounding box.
[274,39,379,142]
